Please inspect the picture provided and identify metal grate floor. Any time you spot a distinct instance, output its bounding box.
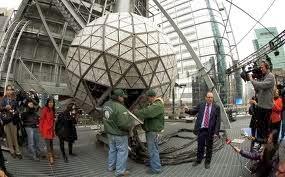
[6,117,252,177]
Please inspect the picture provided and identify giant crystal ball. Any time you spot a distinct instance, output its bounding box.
[66,12,177,110]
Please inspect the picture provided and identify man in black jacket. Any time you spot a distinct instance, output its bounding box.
[185,91,221,169]
[21,99,40,161]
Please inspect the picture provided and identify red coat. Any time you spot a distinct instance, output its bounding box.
[271,97,283,123]
[39,107,55,139]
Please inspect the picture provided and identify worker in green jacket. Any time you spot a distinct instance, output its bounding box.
[103,89,133,177]
[135,89,164,174]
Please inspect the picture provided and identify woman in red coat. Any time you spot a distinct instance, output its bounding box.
[39,98,55,164]
[270,89,283,142]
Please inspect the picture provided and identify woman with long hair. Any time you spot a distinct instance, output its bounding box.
[39,98,55,164]
[55,103,78,163]
[234,130,279,177]
[270,89,283,142]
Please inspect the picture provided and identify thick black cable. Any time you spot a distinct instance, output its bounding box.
[129,124,227,165]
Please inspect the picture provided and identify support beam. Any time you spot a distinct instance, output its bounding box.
[152,0,230,129]
[35,0,67,67]
[0,20,24,80]
[0,20,17,50]
[61,0,86,28]
[54,22,68,86]
[18,57,49,95]
[102,0,108,16]
[88,0,96,23]
[5,21,30,93]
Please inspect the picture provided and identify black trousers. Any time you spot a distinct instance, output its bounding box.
[0,147,6,172]
[45,139,53,153]
[197,128,213,163]
[270,121,281,142]
[59,138,73,157]
[256,106,272,140]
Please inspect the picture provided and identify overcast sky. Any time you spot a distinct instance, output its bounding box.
[0,0,284,60]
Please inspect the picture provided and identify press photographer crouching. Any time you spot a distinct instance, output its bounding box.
[249,60,275,141]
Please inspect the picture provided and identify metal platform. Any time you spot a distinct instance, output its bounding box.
[6,117,252,177]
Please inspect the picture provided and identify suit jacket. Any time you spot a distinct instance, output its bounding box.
[185,102,221,135]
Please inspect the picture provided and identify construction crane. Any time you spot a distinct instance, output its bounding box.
[225,29,285,75]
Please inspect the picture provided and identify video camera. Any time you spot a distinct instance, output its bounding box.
[240,55,272,82]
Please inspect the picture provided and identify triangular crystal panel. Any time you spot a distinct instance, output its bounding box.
[126,67,138,77]
[119,44,132,56]
[148,60,158,71]
[116,78,130,88]
[110,71,122,85]
[134,23,146,33]
[97,72,110,86]
[110,60,121,73]
[156,61,165,72]
[107,44,119,56]
[136,62,147,75]
[151,75,159,87]
[105,55,117,68]
[80,62,90,75]
[89,51,101,64]
[135,37,146,48]
[135,50,146,61]
[93,56,106,69]
[121,37,133,48]
[125,76,139,88]
[84,70,95,82]
[106,30,119,41]
[118,60,131,74]
[104,38,118,50]
[118,30,131,41]
[93,68,105,81]
[132,78,145,88]
[143,73,153,85]
[79,48,89,60]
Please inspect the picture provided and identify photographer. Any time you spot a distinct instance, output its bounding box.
[249,60,275,140]
[0,85,22,159]
[27,89,39,111]
[21,99,40,161]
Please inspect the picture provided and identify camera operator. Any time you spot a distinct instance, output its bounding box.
[249,60,275,140]
[28,89,39,104]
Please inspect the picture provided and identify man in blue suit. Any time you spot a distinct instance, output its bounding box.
[185,91,221,169]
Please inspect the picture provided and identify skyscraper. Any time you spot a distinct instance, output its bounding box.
[253,27,285,69]
[149,0,238,104]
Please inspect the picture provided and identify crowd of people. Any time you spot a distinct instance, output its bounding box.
[0,60,284,177]
[0,85,79,177]
[232,60,285,177]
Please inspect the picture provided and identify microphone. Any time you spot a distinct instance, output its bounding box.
[226,138,235,149]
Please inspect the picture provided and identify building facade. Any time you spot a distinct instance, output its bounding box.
[0,0,177,111]
[253,27,285,69]
[149,0,239,105]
